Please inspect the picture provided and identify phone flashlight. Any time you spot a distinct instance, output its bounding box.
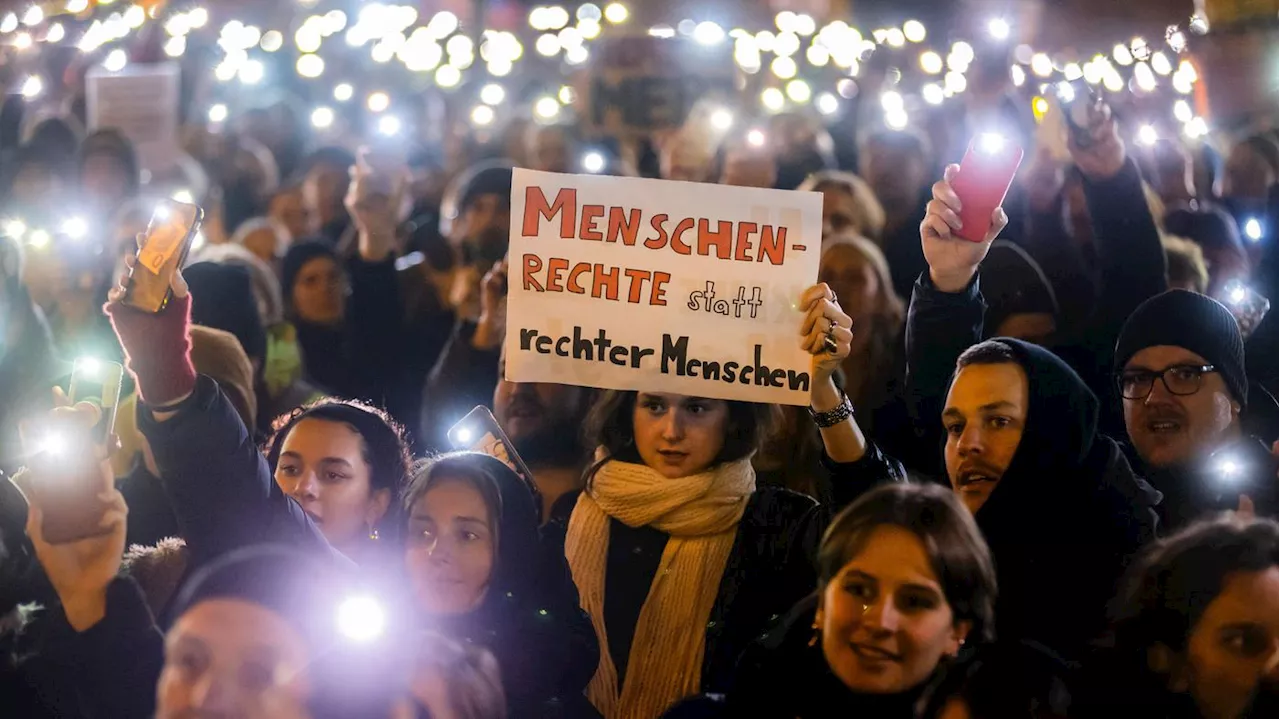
[1244,218,1263,242]
[582,151,605,173]
[153,204,171,222]
[77,357,100,378]
[979,132,1006,155]
[1055,81,1076,103]
[710,108,733,131]
[1136,125,1158,147]
[60,216,88,240]
[377,116,401,137]
[452,425,473,444]
[1228,284,1248,305]
[337,596,386,642]
[746,129,766,148]
[38,430,68,457]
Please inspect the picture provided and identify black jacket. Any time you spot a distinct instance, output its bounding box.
[1132,434,1279,531]
[903,274,1161,659]
[543,447,908,701]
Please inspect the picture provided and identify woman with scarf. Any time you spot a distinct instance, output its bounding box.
[401,452,599,717]
[545,282,905,718]
[716,483,997,718]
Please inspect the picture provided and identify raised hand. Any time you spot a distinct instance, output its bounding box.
[1068,100,1126,181]
[346,147,408,262]
[799,282,853,393]
[920,165,1008,293]
[472,259,509,352]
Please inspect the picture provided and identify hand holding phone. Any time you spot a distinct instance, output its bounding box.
[123,200,203,313]
[1058,87,1126,181]
[921,160,1014,292]
[1220,282,1271,340]
[951,134,1024,244]
[346,146,408,261]
[447,406,539,503]
[69,357,123,444]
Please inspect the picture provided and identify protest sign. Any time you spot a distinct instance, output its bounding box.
[505,169,822,406]
[86,62,181,173]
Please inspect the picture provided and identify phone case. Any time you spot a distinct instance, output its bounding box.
[124,201,204,313]
[69,358,123,443]
[447,406,540,500]
[26,421,114,545]
[951,139,1025,243]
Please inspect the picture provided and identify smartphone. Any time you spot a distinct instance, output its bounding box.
[951,134,1025,243]
[1220,282,1271,340]
[24,412,114,545]
[447,406,540,499]
[69,357,123,443]
[1055,80,1101,149]
[124,200,204,313]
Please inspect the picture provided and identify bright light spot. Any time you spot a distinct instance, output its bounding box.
[1063,62,1083,80]
[885,109,910,129]
[1055,81,1076,103]
[816,92,839,115]
[534,96,560,119]
[61,216,87,239]
[170,190,194,204]
[603,2,628,24]
[480,83,505,105]
[980,133,1006,154]
[20,75,41,98]
[377,115,401,136]
[163,36,186,57]
[77,357,100,377]
[366,91,390,112]
[4,219,26,238]
[487,59,513,77]
[987,18,1011,40]
[208,103,228,123]
[1184,117,1208,139]
[920,50,943,74]
[885,28,905,47]
[337,597,386,642]
[944,71,967,94]
[1151,51,1173,75]
[565,44,588,65]
[296,53,325,78]
[1167,28,1187,54]
[334,83,353,101]
[880,90,904,112]
[1244,219,1263,242]
[773,31,800,57]
[793,13,816,36]
[761,87,785,112]
[771,56,797,79]
[123,5,145,29]
[1176,59,1198,82]
[427,11,457,38]
[535,34,560,56]
[1011,65,1026,87]
[65,0,89,13]
[239,59,265,84]
[578,4,602,22]
[693,21,724,45]
[805,44,829,66]
[1173,100,1192,122]
[647,24,674,38]
[0,14,15,34]
[1137,125,1158,146]
[1030,53,1053,77]
[189,8,208,28]
[454,426,472,443]
[1134,62,1156,92]
[28,229,50,248]
[22,6,43,26]
[261,30,284,52]
[754,30,775,52]
[746,129,766,147]
[1114,43,1133,66]
[1219,459,1239,476]
[1173,74,1194,94]
[38,432,66,456]
[1103,69,1125,93]
[311,106,334,129]
[785,79,811,103]
[710,108,733,130]
[775,11,796,33]
[1229,287,1247,305]
[582,151,605,173]
[470,105,494,126]
[46,23,64,42]
[903,20,926,43]
[922,83,945,105]
[558,85,576,104]
[103,48,127,72]
[579,18,601,39]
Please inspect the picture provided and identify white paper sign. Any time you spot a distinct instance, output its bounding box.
[506,169,822,406]
[86,62,181,173]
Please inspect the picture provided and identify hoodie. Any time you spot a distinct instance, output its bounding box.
[968,339,1161,659]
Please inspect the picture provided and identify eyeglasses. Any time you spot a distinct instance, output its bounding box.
[1116,364,1217,400]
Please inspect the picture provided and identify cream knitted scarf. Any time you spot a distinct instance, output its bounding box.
[565,455,756,719]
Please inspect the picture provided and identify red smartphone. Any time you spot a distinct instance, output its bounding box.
[951,134,1025,243]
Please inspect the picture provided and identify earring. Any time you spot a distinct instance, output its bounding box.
[808,620,820,647]
[367,523,380,541]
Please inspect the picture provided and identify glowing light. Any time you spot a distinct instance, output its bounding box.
[22,6,43,27]
[1033,96,1049,117]
[747,129,766,147]
[771,56,797,79]
[1244,219,1263,242]
[773,31,800,57]
[4,219,26,238]
[295,27,322,53]
[579,19,601,39]
[480,83,505,105]
[710,108,733,130]
[603,2,627,24]
[470,105,495,126]
[427,11,457,38]
[20,75,41,99]
[1176,59,1198,82]
[775,11,796,33]
[880,90,904,113]
[1136,124,1158,146]
[46,23,64,42]
[65,0,89,13]
[1173,100,1192,122]
[189,8,208,28]
[920,50,943,74]
[28,229,50,248]
[558,85,576,104]
[76,357,100,376]
[534,96,560,119]
[1055,81,1076,102]
[334,83,353,102]
[170,190,194,204]
[435,65,461,87]
[1011,65,1026,87]
[1134,62,1156,92]
[980,133,1006,154]
[488,59,512,76]
[261,30,284,52]
[565,44,588,65]
[987,18,1011,40]
[885,28,905,47]
[0,13,15,33]
[454,426,472,443]
[163,36,186,57]
[337,597,386,642]
[922,83,945,105]
[885,109,909,130]
[366,91,390,112]
[761,87,785,112]
[693,21,724,45]
[1151,52,1172,75]
[1113,44,1133,66]
[816,92,839,115]
[785,79,811,103]
[239,59,264,84]
[1219,459,1239,475]
[13,31,32,49]
[536,34,560,56]
[805,44,829,66]
[1030,53,1053,77]
[296,53,325,78]
[1063,62,1083,80]
[123,4,145,29]
[944,71,967,94]
[582,151,605,173]
[38,431,65,455]
[903,20,926,43]
[1172,74,1193,94]
[578,4,602,22]
[311,106,334,129]
[793,14,816,36]
[377,115,401,136]
[1184,117,1208,139]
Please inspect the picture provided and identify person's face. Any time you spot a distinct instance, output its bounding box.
[157,599,312,719]
[720,148,777,189]
[270,190,309,241]
[1122,346,1240,471]
[1175,567,1279,719]
[493,375,585,453]
[819,244,880,324]
[405,477,495,615]
[1224,145,1276,200]
[820,186,864,239]
[943,362,1030,515]
[80,154,133,207]
[528,128,571,174]
[291,256,345,325]
[632,392,729,479]
[242,226,281,264]
[819,525,968,694]
[992,313,1057,345]
[861,142,926,210]
[302,162,349,230]
[274,418,389,550]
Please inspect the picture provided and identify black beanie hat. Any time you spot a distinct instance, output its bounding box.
[184,261,267,363]
[1114,290,1247,406]
[458,163,514,214]
[281,240,340,314]
[980,241,1060,338]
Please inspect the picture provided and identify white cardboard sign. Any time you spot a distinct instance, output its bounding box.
[505,169,822,406]
[86,62,181,173]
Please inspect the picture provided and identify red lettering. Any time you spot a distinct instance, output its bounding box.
[522,254,544,291]
[593,264,620,300]
[623,268,650,303]
[758,224,785,265]
[579,205,605,241]
[607,207,642,245]
[650,271,670,306]
[734,222,759,262]
[671,217,695,255]
[567,262,591,294]
[697,218,733,259]
[644,214,669,249]
[546,257,569,291]
[521,186,576,239]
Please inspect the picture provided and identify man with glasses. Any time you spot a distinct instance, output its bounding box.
[1114,289,1277,527]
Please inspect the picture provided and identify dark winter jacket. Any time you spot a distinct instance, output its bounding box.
[543,447,908,701]
[1132,433,1279,531]
[419,318,500,451]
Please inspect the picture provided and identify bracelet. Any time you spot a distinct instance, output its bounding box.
[808,392,854,428]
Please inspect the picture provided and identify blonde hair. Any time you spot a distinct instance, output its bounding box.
[1162,234,1209,294]
[821,232,905,327]
[798,170,887,241]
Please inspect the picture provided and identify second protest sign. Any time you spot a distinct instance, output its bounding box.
[505,169,822,406]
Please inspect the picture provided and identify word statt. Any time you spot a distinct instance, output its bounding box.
[506,169,821,405]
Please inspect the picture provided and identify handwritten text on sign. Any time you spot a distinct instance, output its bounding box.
[505,170,821,405]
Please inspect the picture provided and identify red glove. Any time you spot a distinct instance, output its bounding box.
[104,294,196,407]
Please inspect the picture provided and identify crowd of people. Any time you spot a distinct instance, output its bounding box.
[0,50,1277,719]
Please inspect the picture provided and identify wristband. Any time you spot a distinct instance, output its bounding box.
[808,392,854,428]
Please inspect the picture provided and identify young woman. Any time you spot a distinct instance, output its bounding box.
[718,483,997,718]
[1080,515,1278,719]
[401,452,598,717]
[547,282,904,718]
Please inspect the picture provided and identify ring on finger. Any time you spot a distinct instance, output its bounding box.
[823,330,839,353]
